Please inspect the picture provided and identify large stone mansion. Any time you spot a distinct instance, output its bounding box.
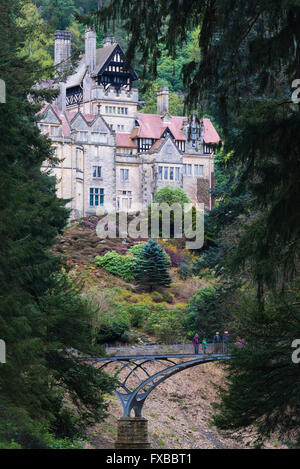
[38,29,220,219]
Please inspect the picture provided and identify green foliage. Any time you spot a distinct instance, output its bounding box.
[154,186,191,207]
[178,262,193,280]
[128,241,147,257]
[36,0,76,30]
[95,251,136,281]
[18,2,53,78]
[96,310,131,343]
[118,303,151,329]
[184,286,222,339]
[133,240,172,292]
[40,433,85,449]
[144,305,185,343]
[140,82,184,116]
[213,286,300,441]
[94,243,146,281]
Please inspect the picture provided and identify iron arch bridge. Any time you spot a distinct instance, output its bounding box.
[83,352,230,418]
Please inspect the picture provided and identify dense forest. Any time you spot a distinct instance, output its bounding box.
[0,0,300,450]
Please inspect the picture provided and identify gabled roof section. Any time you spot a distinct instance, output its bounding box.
[149,134,181,155]
[161,126,175,140]
[116,133,137,148]
[136,113,186,141]
[37,104,71,136]
[68,110,90,129]
[90,113,111,133]
[39,103,62,125]
[92,43,138,81]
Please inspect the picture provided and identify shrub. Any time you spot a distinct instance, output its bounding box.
[144,305,185,343]
[128,242,147,257]
[117,303,151,328]
[163,245,188,268]
[151,291,164,303]
[82,216,99,230]
[94,243,147,282]
[96,311,131,343]
[184,286,221,339]
[95,251,136,281]
[179,262,193,280]
[161,291,175,304]
[153,186,191,207]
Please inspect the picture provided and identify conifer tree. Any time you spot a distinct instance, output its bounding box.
[0,0,115,448]
[134,240,171,292]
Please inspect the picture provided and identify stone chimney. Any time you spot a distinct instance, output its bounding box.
[157,86,169,115]
[103,37,117,47]
[54,30,71,77]
[85,29,97,71]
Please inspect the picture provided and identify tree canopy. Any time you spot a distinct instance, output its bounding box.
[154,186,191,207]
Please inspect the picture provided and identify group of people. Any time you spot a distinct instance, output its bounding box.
[192,331,235,355]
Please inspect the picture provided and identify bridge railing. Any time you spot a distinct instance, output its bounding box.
[104,342,227,356]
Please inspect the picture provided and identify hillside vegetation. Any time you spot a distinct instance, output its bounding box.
[54,216,213,346]
[54,217,289,450]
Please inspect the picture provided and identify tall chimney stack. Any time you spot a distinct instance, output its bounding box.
[85,29,97,71]
[157,86,169,115]
[54,30,71,78]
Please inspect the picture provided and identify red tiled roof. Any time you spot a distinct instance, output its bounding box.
[38,106,221,143]
[202,118,220,144]
[136,113,186,141]
[149,138,164,153]
[136,113,220,144]
[116,133,136,148]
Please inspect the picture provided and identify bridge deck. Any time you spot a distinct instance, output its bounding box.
[90,353,227,362]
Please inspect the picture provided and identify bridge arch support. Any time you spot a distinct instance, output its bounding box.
[93,354,229,418]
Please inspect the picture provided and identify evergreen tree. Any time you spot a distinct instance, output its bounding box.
[0,0,115,448]
[134,240,171,292]
[213,286,300,444]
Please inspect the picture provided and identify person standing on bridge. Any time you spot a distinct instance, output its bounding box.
[202,338,208,354]
[222,331,230,354]
[192,333,200,354]
[213,332,222,354]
